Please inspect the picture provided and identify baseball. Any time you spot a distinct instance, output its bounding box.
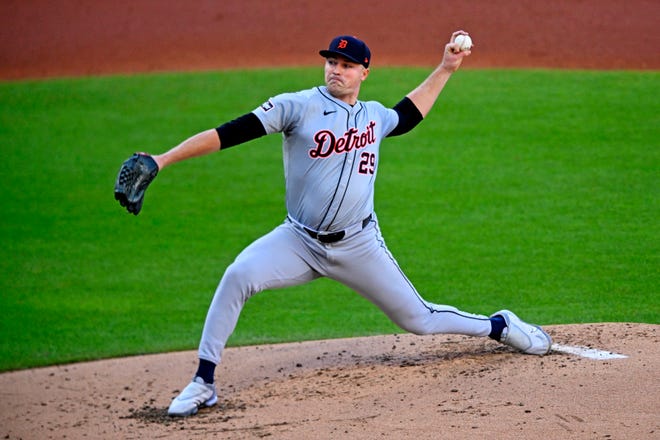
[455,34,473,51]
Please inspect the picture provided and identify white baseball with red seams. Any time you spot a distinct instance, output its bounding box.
[455,34,473,51]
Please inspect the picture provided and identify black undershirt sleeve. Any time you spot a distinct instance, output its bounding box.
[215,112,267,149]
[387,97,424,137]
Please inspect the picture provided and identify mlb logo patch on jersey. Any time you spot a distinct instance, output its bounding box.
[260,99,274,112]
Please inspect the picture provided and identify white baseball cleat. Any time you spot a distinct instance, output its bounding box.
[492,309,552,355]
[167,376,218,417]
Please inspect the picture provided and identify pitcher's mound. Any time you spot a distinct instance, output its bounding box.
[1,323,657,439]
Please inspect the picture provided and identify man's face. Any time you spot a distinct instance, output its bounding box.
[324,56,369,104]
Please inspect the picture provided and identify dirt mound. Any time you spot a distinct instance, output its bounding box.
[2,323,658,439]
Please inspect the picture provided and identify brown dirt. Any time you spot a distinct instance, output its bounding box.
[1,0,659,80]
[2,324,659,439]
[1,2,658,439]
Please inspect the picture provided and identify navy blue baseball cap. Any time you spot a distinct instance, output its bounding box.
[319,35,371,68]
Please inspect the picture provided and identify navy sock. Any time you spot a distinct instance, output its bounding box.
[488,315,506,341]
[195,359,216,384]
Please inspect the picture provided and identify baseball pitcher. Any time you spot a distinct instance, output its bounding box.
[114,31,552,417]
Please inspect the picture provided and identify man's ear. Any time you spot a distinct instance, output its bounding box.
[362,67,370,81]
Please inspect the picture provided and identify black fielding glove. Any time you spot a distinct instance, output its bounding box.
[114,153,159,215]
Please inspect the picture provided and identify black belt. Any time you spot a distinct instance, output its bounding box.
[304,215,372,243]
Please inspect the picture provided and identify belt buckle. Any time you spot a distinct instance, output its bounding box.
[316,231,345,243]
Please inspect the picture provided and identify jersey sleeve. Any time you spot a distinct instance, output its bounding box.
[387,97,424,137]
[371,101,401,138]
[252,91,307,135]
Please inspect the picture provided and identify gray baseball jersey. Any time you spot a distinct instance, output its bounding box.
[253,86,398,232]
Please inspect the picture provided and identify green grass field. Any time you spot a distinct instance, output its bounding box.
[1,68,658,372]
